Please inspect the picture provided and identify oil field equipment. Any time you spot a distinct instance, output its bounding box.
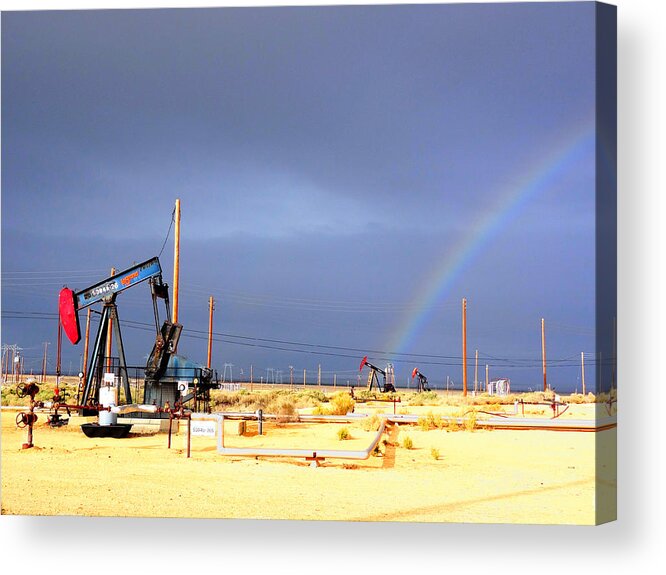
[58,256,219,436]
[15,379,40,449]
[411,368,431,392]
[359,355,396,393]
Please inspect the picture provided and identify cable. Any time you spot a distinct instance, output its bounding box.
[157,207,176,258]
[1,310,603,367]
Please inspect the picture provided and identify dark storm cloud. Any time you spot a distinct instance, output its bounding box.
[2,3,598,390]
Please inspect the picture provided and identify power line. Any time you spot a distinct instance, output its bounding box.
[2,310,601,367]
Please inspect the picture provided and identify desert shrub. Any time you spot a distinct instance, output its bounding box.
[328,392,355,415]
[521,391,555,403]
[211,389,334,413]
[337,427,351,441]
[267,396,297,424]
[463,410,477,432]
[293,389,328,406]
[468,394,516,406]
[402,434,414,449]
[595,391,616,404]
[408,391,440,406]
[565,393,592,404]
[430,447,440,460]
[353,389,376,402]
[418,411,444,431]
[359,414,381,432]
[445,418,460,432]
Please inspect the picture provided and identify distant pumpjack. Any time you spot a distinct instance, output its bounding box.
[359,356,396,393]
[411,368,431,393]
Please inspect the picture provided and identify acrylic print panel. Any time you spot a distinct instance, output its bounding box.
[0,2,616,525]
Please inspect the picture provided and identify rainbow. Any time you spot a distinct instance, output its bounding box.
[385,121,596,357]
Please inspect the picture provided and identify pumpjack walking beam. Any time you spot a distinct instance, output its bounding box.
[59,257,173,406]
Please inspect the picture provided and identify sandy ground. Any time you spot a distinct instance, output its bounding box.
[0,404,616,524]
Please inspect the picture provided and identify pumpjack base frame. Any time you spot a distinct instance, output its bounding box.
[80,423,133,438]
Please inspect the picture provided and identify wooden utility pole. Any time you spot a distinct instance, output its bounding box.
[41,342,49,383]
[318,364,321,387]
[485,364,489,393]
[303,368,307,389]
[541,318,547,392]
[56,318,62,386]
[581,351,586,395]
[250,364,253,390]
[474,349,479,394]
[82,309,91,380]
[172,198,181,325]
[462,298,468,397]
[334,373,337,388]
[207,296,215,369]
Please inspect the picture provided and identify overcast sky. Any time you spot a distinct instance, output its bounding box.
[2,3,601,391]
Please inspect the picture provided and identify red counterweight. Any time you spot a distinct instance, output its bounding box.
[59,287,81,345]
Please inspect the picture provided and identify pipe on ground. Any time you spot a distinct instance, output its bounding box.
[190,412,387,461]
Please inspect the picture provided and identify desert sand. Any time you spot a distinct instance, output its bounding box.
[1,398,616,525]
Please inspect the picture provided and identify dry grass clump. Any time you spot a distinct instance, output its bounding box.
[210,389,327,413]
[310,391,355,416]
[359,414,381,432]
[418,411,444,431]
[352,389,377,402]
[266,396,297,424]
[594,390,616,404]
[520,391,555,403]
[445,418,460,432]
[430,447,440,460]
[337,427,351,441]
[401,434,414,449]
[564,393,596,404]
[407,391,440,406]
[463,410,477,432]
[327,392,356,415]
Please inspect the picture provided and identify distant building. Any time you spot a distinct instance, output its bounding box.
[488,378,511,396]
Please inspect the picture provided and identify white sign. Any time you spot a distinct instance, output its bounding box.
[177,381,189,395]
[191,420,216,437]
[103,372,115,385]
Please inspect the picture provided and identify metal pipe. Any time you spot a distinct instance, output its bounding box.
[110,404,158,415]
[189,412,388,461]
[384,413,616,431]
